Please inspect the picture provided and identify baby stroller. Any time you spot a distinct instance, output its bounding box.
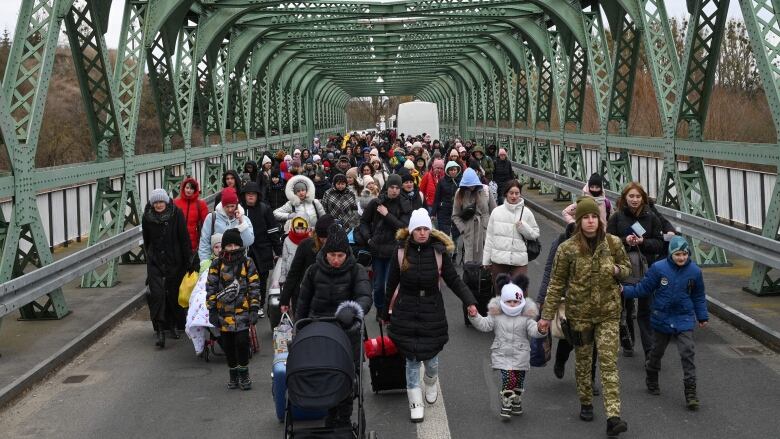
[285,316,377,439]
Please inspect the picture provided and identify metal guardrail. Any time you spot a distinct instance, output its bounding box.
[512,162,780,271]
[0,193,218,319]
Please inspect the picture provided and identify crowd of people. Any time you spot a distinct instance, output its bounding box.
[139,130,709,438]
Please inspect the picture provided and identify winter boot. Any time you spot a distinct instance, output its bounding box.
[684,380,699,410]
[499,390,514,420]
[645,369,660,395]
[423,374,438,404]
[407,387,425,423]
[227,367,239,389]
[606,416,628,437]
[155,330,165,348]
[237,366,252,390]
[553,360,565,379]
[579,404,594,422]
[510,389,523,415]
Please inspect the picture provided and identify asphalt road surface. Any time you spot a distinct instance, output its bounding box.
[1,216,779,439]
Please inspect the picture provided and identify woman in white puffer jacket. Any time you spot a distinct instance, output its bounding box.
[273,174,326,231]
[482,180,540,292]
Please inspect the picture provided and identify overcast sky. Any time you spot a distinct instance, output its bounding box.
[0,0,745,50]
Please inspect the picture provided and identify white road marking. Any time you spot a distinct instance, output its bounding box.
[417,378,451,439]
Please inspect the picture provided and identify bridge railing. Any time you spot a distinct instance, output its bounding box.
[0,127,344,321]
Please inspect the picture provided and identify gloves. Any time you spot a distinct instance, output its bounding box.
[250,308,259,326]
[209,309,219,328]
[335,306,358,328]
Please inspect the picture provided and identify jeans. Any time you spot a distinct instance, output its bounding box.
[372,257,392,312]
[406,356,439,389]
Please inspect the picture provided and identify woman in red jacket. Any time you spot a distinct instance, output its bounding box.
[419,159,444,214]
[174,177,209,253]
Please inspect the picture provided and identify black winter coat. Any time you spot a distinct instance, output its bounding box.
[280,237,319,307]
[607,205,665,263]
[493,158,514,192]
[314,179,331,200]
[241,200,283,272]
[432,175,460,229]
[384,229,476,361]
[267,180,288,211]
[296,252,372,320]
[142,202,192,280]
[360,194,413,259]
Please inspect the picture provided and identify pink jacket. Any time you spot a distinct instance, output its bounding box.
[562,184,611,228]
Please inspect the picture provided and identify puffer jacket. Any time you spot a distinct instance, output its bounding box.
[469,297,545,371]
[173,177,208,253]
[295,251,372,320]
[418,170,442,208]
[197,203,254,261]
[359,193,413,259]
[384,228,476,361]
[623,256,708,334]
[267,177,287,211]
[273,174,326,230]
[205,253,261,333]
[541,233,631,324]
[482,199,540,266]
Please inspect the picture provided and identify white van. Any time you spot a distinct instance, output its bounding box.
[396,101,439,140]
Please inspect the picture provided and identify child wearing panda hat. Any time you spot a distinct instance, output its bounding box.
[469,273,547,420]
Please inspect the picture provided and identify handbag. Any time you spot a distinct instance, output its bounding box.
[550,300,567,339]
[625,250,648,284]
[458,203,477,221]
[519,205,541,261]
[177,270,199,307]
[273,312,294,354]
[530,330,552,367]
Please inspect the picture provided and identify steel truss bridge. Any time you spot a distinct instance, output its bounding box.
[3,0,780,325]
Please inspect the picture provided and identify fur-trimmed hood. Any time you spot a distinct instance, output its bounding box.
[487,296,539,318]
[284,174,316,206]
[395,228,455,254]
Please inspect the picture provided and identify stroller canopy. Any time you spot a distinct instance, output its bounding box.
[287,321,356,410]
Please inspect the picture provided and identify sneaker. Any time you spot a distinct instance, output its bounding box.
[579,404,594,422]
[606,417,628,437]
[510,391,523,415]
[257,308,265,318]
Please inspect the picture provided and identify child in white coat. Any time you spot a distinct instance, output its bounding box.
[469,274,547,420]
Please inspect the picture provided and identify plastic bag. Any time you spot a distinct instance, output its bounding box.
[273,312,294,354]
[178,271,199,307]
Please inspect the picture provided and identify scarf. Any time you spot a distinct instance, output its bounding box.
[288,230,310,245]
[144,203,174,224]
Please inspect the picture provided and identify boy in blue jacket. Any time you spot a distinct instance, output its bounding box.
[622,236,708,410]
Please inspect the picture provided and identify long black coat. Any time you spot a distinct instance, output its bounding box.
[296,251,372,320]
[142,202,191,279]
[384,229,476,361]
[359,194,413,259]
[607,205,665,263]
[432,175,460,230]
[279,237,319,307]
[241,200,282,272]
[493,158,514,193]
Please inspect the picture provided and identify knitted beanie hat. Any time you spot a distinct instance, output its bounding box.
[315,214,335,237]
[220,188,239,206]
[321,224,350,254]
[210,233,223,249]
[408,208,432,232]
[575,196,600,222]
[668,236,689,254]
[149,188,169,204]
[221,228,243,248]
[386,173,402,188]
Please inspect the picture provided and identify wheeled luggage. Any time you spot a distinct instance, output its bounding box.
[366,324,406,393]
[462,262,493,323]
[272,352,328,422]
[267,287,282,331]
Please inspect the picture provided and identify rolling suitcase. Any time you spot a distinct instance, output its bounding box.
[266,287,282,332]
[271,352,328,421]
[367,324,406,393]
[462,262,493,323]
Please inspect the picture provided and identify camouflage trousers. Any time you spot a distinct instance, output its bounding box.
[572,319,621,418]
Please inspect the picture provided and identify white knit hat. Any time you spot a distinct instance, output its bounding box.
[313,154,321,162]
[413,141,422,149]
[408,208,432,232]
[293,149,301,156]
[210,233,223,249]
[149,188,169,204]
[500,283,526,317]
[404,160,415,170]
[262,155,272,165]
